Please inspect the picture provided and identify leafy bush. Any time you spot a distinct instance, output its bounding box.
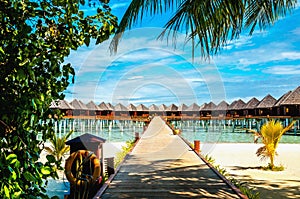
[0,1,117,198]
[114,140,135,168]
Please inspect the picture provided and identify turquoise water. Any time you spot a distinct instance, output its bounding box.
[41,119,300,144]
[45,119,300,198]
[175,121,300,144]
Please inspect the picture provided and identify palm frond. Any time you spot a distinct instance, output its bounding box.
[110,0,297,59]
[256,146,268,161]
[282,120,295,135]
[160,0,245,57]
[244,0,297,34]
[44,146,54,154]
[45,130,74,161]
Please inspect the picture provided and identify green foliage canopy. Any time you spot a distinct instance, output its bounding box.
[0,0,117,198]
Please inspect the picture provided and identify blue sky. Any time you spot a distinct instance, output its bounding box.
[64,1,300,107]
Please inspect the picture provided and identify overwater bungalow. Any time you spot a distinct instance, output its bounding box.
[242,97,260,117]
[114,103,129,116]
[256,94,277,116]
[185,103,200,117]
[229,99,246,117]
[166,104,178,116]
[178,103,188,116]
[149,104,161,116]
[136,104,149,117]
[127,103,137,117]
[98,102,112,116]
[159,104,168,116]
[50,99,74,116]
[277,86,300,116]
[213,101,229,117]
[274,91,292,116]
[200,102,216,117]
[52,85,300,120]
[70,99,88,116]
[86,101,101,116]
[228,100,238,116]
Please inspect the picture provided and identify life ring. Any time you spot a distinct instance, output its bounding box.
[65,150,101,186]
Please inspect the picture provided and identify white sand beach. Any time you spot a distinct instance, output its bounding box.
[206,143,300,199]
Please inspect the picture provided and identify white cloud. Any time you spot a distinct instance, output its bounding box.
[127,76,144,80]
[223,35,254,50]
[111,2,129,10]
[291,27,300,36]
[280,52,300,60]
[263,65,300,75]
[215,42,300,70]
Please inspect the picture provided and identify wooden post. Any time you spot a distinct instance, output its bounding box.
[135,132,140,142]
[194,140,200,154]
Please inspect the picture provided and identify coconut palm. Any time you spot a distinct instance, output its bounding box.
[45,130,74,161]
[256,119,295,170]
[110,0,297,58]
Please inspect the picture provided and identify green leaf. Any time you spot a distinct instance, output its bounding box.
[4,185,10,198]
[6,154,17,164]
[9,167,17,180]
[41,166,51,175]
[0,46,4,54]
[23,171,36,181]
[46,155,56,163]
[78,11,84,18]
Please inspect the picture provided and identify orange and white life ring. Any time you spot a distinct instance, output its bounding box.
[65,150,101,186]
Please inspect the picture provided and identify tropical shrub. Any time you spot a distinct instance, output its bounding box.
[0,1,117,198]
[256,119,295,170]
[44,130,74,162]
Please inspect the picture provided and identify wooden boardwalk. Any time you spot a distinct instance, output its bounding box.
[96,116,246,198]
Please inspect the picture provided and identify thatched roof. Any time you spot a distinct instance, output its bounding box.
[114,103,128,111]
[274,91,292,107]
[228,100,238,110]
[159,104,167,111]
[186,103,200,111]
[229,99,246,110]
[214,101,229,111]
[50,100,74,110]
[279,86,300,105]
[200,102,216,111]
[149,104,160,111]
[106,103,114,111]
[127,104,137,111]
[256,94,277,108]
[243,97,260,109]
[86,101,101,111]
[178,103,188,111]
[166,104,178,111]
[136,104,149,111]
[70,99,88,110]
[98,102,109,111]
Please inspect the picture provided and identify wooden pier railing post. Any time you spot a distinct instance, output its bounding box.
[194,140,200,153]
[135,132,140,142]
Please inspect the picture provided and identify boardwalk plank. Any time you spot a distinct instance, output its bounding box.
[98,117,244,199]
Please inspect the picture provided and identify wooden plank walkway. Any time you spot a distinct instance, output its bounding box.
[96,116,246,198]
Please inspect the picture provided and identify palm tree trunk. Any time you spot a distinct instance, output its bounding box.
[270,154,274,170]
